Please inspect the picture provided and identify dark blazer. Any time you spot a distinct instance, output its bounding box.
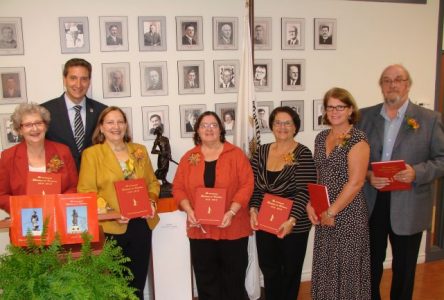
[219,82,235,88]
[182,35,196,45]
[184,80,198,89]
[319,36,332,44]
[106,36,122,45]
[0,140,78,213]
[144,32,161,46]
[41,94,107,170]
[357,101,444,235]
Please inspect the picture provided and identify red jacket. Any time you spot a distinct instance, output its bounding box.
[0,140,78,213]
[173,142,253,240]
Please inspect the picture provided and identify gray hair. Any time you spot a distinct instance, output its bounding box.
[10,103,50,132]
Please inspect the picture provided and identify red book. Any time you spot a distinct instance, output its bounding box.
[371,160,412,191]
[257,193,293,235]
[26,172,61,195]
[55,193,99,244]
[194,187,227,225]
[307,183,330,219]
[114,178,153,219]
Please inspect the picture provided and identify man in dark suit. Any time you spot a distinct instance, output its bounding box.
[287,26,299,45]
[253,24,265,45]
[219,69,235,88]
[147,69,162,90]
[109,70,124,92]
[356,64,444,300]
[319,25,332,45]
[41,58,107,170]
[287,65,300,86]
[184,68,198,89]
[2,76,21,98]
[144,23,161,46]
[182,23,197,45]
[106,24,122,45]
[218,23,232,45]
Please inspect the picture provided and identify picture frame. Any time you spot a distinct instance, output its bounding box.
[102,62,131,98]
[313,99,329,131]
[177,60,205,95]
[253,59,272,92]
[314,18,337,50]
[256,101,274,133]
[138,16,167,51]
[176,16,203,51]
[140,61,168,96]
[213,17,238,50]
[0,17,24,55]
[282,59,306,91]
[281,100,304,132]
[59,17,90,54]
[0,67,27,104]
[0,113,21,150]
[119,106,133,138]
[253,17,272,50]
[142,105,170,141]
[213,60,239,94]
[281,18,305,50]
[215,102,236,136]
[180,104,206,138]
[99,16,129,52]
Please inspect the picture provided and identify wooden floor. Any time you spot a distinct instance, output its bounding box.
[297,260,444,300]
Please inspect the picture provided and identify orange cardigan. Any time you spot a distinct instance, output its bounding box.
[173,142,253,240]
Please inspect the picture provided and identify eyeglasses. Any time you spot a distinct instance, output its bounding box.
[199,123,219,129]
[103,120,126,127]
[20,121,45,129]
[273,120,293,127]
[325,105,349,112]
[381,77,408,86]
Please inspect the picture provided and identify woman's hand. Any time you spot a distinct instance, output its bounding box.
[117,216,130,224]
[277,217,296,239]
[306,202,319,225]
[249,208,259,230]
[219,210,235,228]
[185,208,199,226]
[320,211,335,227]
[142,201,157,219]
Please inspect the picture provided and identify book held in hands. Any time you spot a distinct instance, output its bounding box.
[371,160,412,191]
[26,172,61,195]
[114,178,152,219]
[307,183,330,219]
[194,187,227,225]
[257,193,293,235]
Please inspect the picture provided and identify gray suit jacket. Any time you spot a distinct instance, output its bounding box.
[357,101,444,235]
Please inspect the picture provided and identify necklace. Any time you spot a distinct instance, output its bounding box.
[111,144,126,152]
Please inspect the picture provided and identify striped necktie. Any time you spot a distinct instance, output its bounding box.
[73,105,84,151]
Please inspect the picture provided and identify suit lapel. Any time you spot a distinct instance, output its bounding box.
[14,142,30,185]
[85,98,96,144]
[393,102,415,153]
[101,143,124,179]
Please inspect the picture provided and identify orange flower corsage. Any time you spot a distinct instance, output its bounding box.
[47,155,64,173]
[337,133,351,148]
[283,152,297,167]
[406,116,420,130]
[188,153,201,166]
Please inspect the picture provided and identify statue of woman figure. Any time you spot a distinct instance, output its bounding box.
[151,126,172,185]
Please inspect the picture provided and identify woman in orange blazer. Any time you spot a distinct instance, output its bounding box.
[0,103,78,214]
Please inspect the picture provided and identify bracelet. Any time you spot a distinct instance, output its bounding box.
[326,209,335,218]
[229,209,237,216]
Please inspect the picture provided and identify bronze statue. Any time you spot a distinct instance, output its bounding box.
[151,126,176,198]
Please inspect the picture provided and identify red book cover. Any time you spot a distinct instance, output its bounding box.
[194,187,227,225]
[55,193,99,244]
[257,193,293,235]
[9,194,56,246]
[307,183,330,219]
[26,172,61,195]
[114,178,152,219]
[371,160,412,191]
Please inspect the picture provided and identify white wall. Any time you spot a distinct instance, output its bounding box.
[0,0,439,280]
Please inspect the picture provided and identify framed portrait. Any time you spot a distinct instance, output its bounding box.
[282,59,306,91]
[215,102,236,136]
[140,61,168,97]
[102,62,131,98]
[99,16,129,52]
[213,17,238,50]
[253,59,272,92]
[256,101,274,133]
[314,18,337,50]
[119,106,133,138]
[0,113,22,150]
[253,17,272,50]
[213,60,239,94]
[281,18,305,50]
[142,105,170,141]
[281,100,304,132]
[176,16,203,51]
[313,99,329,131]
[0,17,24,55]
[59,17,90,54]
[0,67,27,104]
[180,104,206,138]
[138,16,167,51]
[178,60,205,95]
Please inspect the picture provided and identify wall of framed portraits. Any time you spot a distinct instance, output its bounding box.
[0,0,440,282]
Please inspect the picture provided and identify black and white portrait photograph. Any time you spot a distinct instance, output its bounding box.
[281,100,304,132]
[314,18,337,50]
[102,62,131,98]
[142,105,170,141]
[138,16,166,51]
[140,61,168,96]
[0,113,21,150]
[0,67,27,104]
[253,17,272,50]
[215,102,236,135]
[214,60,239,94]
[59,17,90,54]
[213,17,238,50]
[176,16,203,51]
[180,104,206,138]
[281,18,305,50]
[282,59,306,91]
[253,59,272,92]
[313,99,329,131]
[100,16,129,52]
[0,17,24,55]
[256,101,274,133]
[178,60,205,95]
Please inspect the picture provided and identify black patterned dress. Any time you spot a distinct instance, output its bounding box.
[311,127,371,300]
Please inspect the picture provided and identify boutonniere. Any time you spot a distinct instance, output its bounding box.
[47,155,64,173]
[132,147,145,164]
[405,116,420,130]
[188,153,201,166]
[283,152,298,167]
[123,158,136,180]
[337,133,351,148]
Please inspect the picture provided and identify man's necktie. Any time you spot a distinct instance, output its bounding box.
[74,105,84,152]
